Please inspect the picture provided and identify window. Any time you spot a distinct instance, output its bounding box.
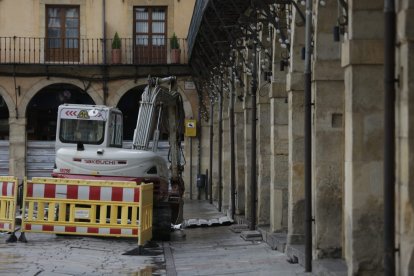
[46,5,80,62]
[109,113,123,147]
[134,7,167,64]
[59,119,105,145]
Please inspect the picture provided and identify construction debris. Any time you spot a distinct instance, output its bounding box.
[182,216,233,228]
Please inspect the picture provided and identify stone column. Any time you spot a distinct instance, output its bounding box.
[243,75,253,221]
[342,1,384,274]
[255,26,272,227]
[234,85,245,215]
[200,117,211,200]
[269,38,289,231]
[257,86,271,226]
[397,1,414,274]
[9,117,26,181]
[312,0,344,258]
[212,101,219,205]
[182,134,190,199]
[222,96,230,214]
[183,133,199,200]
[269,87,289,232]
[287,8,306,244]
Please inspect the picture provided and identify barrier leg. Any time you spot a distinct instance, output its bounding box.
[123,243,161,256]
[123,245,145,256]
[144,240,159,248]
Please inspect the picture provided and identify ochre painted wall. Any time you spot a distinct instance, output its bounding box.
[0,0,195,40]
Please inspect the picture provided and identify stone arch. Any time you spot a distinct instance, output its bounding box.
[116,84,147,140]
[0,85,16,119]
[111,79,194,140]
[110,79,194,118]
[19,78,101,118]
[107,79,148,107]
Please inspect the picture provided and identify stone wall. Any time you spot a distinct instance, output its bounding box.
[397,0,414,275]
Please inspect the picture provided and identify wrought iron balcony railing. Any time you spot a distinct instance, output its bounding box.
[0,37,188,65]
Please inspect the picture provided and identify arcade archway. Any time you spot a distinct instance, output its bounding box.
[26,83,95,177]
[117,85,176,142]
[26,83,95,141]
[0,95,9,175]
[116,85,145,141]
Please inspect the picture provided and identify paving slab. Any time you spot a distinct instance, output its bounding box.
[229,223,249,233]
[240,230,263,241]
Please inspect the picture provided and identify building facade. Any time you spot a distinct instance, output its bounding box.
[2,0,414,275]
[0,0,198,194]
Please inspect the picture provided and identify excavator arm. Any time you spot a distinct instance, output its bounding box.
[133,76,185,224]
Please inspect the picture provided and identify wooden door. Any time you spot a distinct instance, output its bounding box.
[46,6,80,62]
[134,7,167,64]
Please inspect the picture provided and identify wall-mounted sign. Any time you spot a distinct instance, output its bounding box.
[184,81,196,90]
[185,119,197,137]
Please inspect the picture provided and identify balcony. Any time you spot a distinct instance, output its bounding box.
[0,36,188,65]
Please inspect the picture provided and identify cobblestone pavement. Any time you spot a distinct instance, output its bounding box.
[0,232,162,275]
[0,200,306,275]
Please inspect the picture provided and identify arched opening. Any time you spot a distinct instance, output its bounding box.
[117,85,176,142]
[0,95,9,176]
[26,83,94,141]
[116,85,145,141]
[0,95,9,139]
[116,84,182,163]
[26,83,94,177]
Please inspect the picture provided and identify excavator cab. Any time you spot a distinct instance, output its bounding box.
[55,104,123,151]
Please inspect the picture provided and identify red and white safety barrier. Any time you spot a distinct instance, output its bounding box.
[0,222,12,231]
[21,177,153,243]
[26,182,140,202]
[0,181,15,197]
[0,177,18,235]
[24,224,138,236]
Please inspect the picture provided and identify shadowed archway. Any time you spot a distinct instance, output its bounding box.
[26,83,95,141]
[0,95,9,139]
[116,85,145,141]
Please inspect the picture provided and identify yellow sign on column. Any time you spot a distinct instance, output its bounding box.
[185,119,197,137]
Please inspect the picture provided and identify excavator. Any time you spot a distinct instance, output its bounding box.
[51,76,185,240]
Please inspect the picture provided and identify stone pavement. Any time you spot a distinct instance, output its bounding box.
[0,232,159,275]
[0,199,307,275]
[165,199,306,276]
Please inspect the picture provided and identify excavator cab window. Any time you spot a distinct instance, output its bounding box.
[59,118,105,145]
[109,112,123,148]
